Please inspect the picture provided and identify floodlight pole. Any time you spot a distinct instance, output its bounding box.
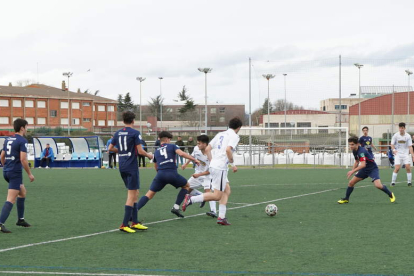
[63,72,73,136]
[283,74,287,127]
[354,63,363,136]
[405,69,412,130]
[262,74,275,128]
[249,58,252,166]
[198,68,212,134]
[136,77,146,134]
[159,77,163,130]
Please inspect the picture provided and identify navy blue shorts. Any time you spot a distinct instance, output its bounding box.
[150,170,187,192]
[120,171,140,190]
[355,167,380,182]
[3,171,23,190]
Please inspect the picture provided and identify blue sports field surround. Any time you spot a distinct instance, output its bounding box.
[353,146,380,181]
[111,127,142,172]
[359,136,374,154]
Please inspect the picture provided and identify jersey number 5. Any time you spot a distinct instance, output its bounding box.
[6,141,12,155]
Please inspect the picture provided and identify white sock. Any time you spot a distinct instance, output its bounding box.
[219,204,226,218]
[191,194,204,203]
[209,201,217,213]
[173,204,179,210]
[408,173,412,183]
[190,189,202,196]
[392,172,398,183]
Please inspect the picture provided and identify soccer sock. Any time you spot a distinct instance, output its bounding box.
[0,201,13,224]
[408,173,412,183]
[173,204,180,210]
[209,201,217,213]
[16,197,25,219]
[123,205,134,226]
[219,204,226,218]
[345,187,354,200]
[137,196,149,211]
[392,172,398,183]
[190,189,202,196]
[175,188,188,205]
[190,194,204,203]
[132,203,138,224]
[381,185,393,197]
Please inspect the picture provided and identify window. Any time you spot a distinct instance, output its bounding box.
[334,105,347,110]
[82,102,91,107]
[72,118,80,125]
[108,106,114,112]
[26,117,34,124]
[37,118,46,125]
[202,107,206,114]
[83,118,91,122]
[37,101,46,108]
[108,120,114,126]
[210,108,217,114]
[318,126,328,134]
[297,122,311,127]
[98,106,105,112]
[72,102,80,109]
[0,117,9,124]
[265,123,279,127]
[0,100,9,107]
[13,117,21,122]
[211,116,217,122]
[61,102,68,109]
[25,100,34,107]
[281,122,295,127]
[219,116,225,123]
[219,107,226,113]
[166,108,173,113]
[93,105,95,111]
[98,120,105,126]
[61,118,68,125]
[50,110,57,117]
[322,106,326,111]
[13,100,21,107]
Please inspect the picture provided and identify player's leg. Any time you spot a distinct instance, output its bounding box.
[0,188,19,233]
[203,178,217,217]
[391,158,401,186]
[170,174,190,217]
[217,183,231,225]
[15,185,30,227]
[338,176,363,204]
[404,159,411,186]
[113,153,117,169]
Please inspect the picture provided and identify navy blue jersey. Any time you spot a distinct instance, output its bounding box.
[353,146,377,169]
[359,136,374,153]
[154,143,180,171]
[2,134,28,172]
[111,127,142,172]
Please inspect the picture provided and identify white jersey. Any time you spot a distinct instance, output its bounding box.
[209,128,240,171]
[192,146,209,174]
[391,132,412,156]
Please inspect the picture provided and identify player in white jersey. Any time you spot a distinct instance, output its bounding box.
[390,122,414,187]
[182,117,243,225]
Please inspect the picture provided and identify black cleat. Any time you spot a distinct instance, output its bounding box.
[0,223,11,233]
[206,211,218,218]
[391,183,396,187]
[16,219,31,227]
[408,183,412,187]
[171,208,184,218]
[200,201,206,208]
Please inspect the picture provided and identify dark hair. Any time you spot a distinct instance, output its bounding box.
[362,126,368,131]
[14,119,28,132]
[229,117,243,130]
[159,131,173,140]
[399,122,406,128]
[122,111,136,124]
[348,136,358,144]
[197,135,209,144]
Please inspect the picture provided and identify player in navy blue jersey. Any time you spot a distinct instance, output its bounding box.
[136,131,200,216]
[359,126,377,156]
[338,136,395,204]
[0,119,35,233]
[108,111,153,233]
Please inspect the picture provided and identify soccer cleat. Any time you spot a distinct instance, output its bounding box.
[391,183,396,187]
[199,201,206,208]
[119,225,136,233]
[337,198,349,204]
[0,224,11,233]
[206,211,218,218]
[16,219,31,227]
[182,194,192,212]
[217,217,231,225]
[131,223,148,230]
[408,183,412,187]
[171,208,184,218]
[390,192,396,203]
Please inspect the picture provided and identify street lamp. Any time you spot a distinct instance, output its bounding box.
[354,63,363,136]
[198,68,212,135]
[63,72,73,136]
[158,77,163,130]
[405,69,413,130]
[283,74,287,128]
[136,77,146,134]
[262,74,275,128]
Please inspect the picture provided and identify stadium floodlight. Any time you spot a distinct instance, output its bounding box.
[158,77,163,130]
[198,68,213,134]
[262,74,275,129]
[63,72,73,136]
[405,70,413,130]
[354,64,363,136]
[136,77,146,134]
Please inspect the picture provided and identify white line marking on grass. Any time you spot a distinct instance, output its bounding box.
[0,271,168,276]
[0,185,371,254]
[227,202,250,205]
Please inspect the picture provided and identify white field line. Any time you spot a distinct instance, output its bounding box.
[0,272,168,276]
[0,185,370,254]
[237,181,405,187]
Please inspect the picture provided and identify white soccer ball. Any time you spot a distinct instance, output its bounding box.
[265,204,278,216]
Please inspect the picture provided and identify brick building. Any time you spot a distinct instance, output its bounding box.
[0,83,117,131]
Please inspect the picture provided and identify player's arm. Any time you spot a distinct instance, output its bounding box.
[226,146,238,173]
[182,159,191,170]
[154,162,158,172]
[137,144,153,160]
[176,149,200,165]
[0,150,5,166]
[347,158,366,179]
[20,151,34,182]
[409,141,414,161]
[205,144,212,161]
[193,170,210,178]
[108,144,118,153]
[391,135,397,155]
[371,143,378,151]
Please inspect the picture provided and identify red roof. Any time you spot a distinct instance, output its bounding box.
[269,109,329,115]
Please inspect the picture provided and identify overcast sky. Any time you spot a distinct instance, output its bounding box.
[1,0,414,112]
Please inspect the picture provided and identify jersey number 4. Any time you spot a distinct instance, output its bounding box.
[160,147,168,159]
[118,136,128,151]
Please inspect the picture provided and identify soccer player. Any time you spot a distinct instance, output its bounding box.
[173,135,218,218]
[0,119,35,233]
[136,131,200,215]
[390,122,414,187]
[108,111,153,233]
[182,117,243,225]
[337,136,395,204]
[359,126,377,156]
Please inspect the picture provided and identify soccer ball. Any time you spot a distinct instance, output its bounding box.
[265,204,278,216]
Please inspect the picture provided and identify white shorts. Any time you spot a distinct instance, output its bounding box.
[188,176,211,190]
[209,168,229,192]
[395,154,411,166]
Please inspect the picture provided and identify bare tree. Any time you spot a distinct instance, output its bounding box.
[273,99,304,112]
[15,79,36,86]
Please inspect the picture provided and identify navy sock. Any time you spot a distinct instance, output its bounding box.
[381,185,393,197]
[123,205,134,226]
[0,201,14,224]
[137,196,149,211]
[17,197,25,219]
[175,188,188,205]
[132,203,138,224]
[345,187,354,199]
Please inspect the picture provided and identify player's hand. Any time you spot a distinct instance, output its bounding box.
[181,164,187,170]
[346,171,353,179]
[194,160,201,166]
[232,166,238,173]
[147,153,154,160]
[192,173,199,178]
[29,174,35,182]
[393,149,397,155]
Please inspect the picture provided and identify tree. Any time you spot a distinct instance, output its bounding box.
[84,89,100,96]
[15,79,36,86]
[175,86,190,101]
[273,99,304,112]
[261,98,274,114]
[251,108,263,126]
[148,95,164,120]
[123,92,134,110]
[117,94,125,112]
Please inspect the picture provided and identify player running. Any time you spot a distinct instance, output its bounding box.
[338,136,395,204]
[359,126,377,156]
[0,119,35,233]
[136,131,200,215]
[182,117,242,225]
[390,122,414,187]
[108,111,153,233]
